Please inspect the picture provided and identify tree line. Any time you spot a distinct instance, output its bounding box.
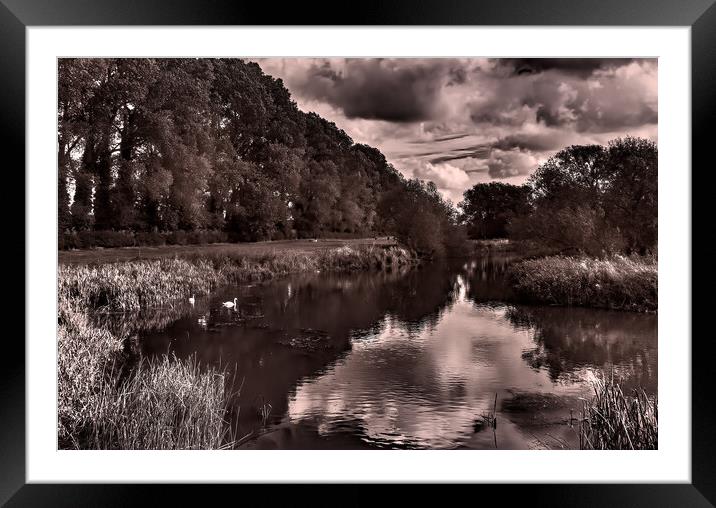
[58,58,460,256]
[459,137,657,255]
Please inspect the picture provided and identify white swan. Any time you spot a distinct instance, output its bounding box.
[222,297,237,308]
[189,294,195,306]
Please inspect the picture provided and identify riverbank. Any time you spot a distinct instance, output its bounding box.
[58,244,417,449]
[508,255,657,312]
[59,237,398,265]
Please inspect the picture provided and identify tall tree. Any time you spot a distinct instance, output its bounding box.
[460,182,531,239]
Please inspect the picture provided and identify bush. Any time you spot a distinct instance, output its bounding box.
[197,230,228,244]
[60,232,82,250]
[68,230,136,249]
[508,206,627,256]
[135,231,165,247]
[166,230,188,246]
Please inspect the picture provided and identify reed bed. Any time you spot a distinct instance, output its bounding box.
[58,295,233,449]
[58,298,123,445]
[579,375,658,450]
[58,244,415,448]
[87,355,231,450]
[508,255,657,312]
[60,245,416,313]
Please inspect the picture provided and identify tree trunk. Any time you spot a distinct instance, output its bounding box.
[93,122,113,230]
[115,109,136,228]
[58,140,71,232]
[71,138,96,230]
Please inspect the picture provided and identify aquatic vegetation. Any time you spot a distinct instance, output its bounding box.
[60,245,416,313]
[58,294,233,449]
[88,355,232,450]
[58,244,416,448]
[579,374,657,450]
[58,298,123,446]
[508,255,657,312]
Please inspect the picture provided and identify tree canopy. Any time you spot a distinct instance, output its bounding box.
[459,137,657,255]
[58,58,460,254]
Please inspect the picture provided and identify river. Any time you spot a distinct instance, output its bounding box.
[130,254,657,449]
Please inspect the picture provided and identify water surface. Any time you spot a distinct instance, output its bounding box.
[135,255,657,449]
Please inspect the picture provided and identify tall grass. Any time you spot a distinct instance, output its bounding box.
[58,244,415,448]
[579,374,657,450]
[58,296,234,449]
[58,299,123,445]
[508,255,657,312]
[87,355,232,449]
[60,245,416,313]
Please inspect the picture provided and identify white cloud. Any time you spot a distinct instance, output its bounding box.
[254,57,658,196]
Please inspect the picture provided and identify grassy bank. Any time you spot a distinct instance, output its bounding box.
[59,244,415,312]
[58,244,416,448]
[579,375,657,450]
[59,237,397,265]
[508,255,657,312]
[58,297,233,449]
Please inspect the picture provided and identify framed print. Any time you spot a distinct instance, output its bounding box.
[3,0,715,504]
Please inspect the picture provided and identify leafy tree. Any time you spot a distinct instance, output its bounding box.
[507,138,657,256]
[460,182,531,239]
[57,58,465,255]
[602,137,657,253]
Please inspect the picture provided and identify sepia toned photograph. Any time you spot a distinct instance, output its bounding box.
[57,57,657,451]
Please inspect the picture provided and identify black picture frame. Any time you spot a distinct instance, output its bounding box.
[3,0,713,504]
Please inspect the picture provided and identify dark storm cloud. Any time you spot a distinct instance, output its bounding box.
[418,133,472,143]
[575,102,659,132]
[469,59,658,133]
[289,59,462,122]
[428,145,491,164]
[493,134,560,152]
[496,58,640,77]
[256,57,657,199]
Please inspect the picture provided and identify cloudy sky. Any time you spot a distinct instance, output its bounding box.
[256,58,657,203]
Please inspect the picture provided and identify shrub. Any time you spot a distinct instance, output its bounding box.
[135,231,166,247]
[166,230,188,246]
[508,206,627,256]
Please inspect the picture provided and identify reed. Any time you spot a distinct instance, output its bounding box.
[87,355,233,450]
[58,298,123,445]
[508,255,657,312]
[579,374,657,450]
[59,245,416,313]
[58,296,234,449]
[58,244,415,448]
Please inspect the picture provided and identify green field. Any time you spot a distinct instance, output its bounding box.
[59,237,397,265]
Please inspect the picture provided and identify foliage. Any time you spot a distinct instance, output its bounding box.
[379,179,463,257]
[460,137,657,256]
[58,58,456,253]
[59,230,230,250]
[508,255,657,312]
[459,182,531,239]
